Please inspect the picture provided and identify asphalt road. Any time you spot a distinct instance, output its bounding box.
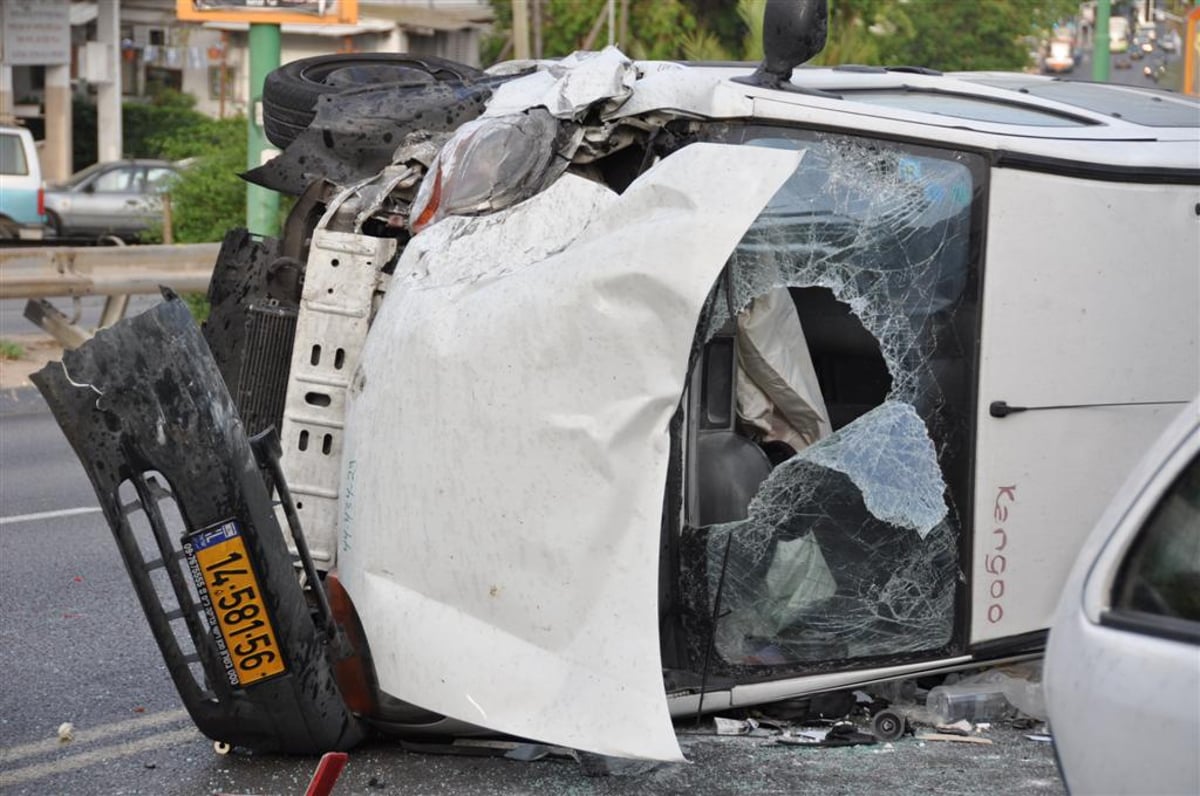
[0,391,1066,795]
[1069,19,1182,91]
[0,295,163,340]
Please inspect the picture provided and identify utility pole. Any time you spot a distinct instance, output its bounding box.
[96,0,122,163]
[1093,0,1111,82]
[531,0,542,59]
[246,23,281,236]
[512,0,530,59]
[43,64,71,182]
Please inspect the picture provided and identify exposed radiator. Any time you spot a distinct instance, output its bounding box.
[237,302,297,438]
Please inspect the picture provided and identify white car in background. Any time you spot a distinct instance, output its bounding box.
[1045,400,1200,795]
[1043,38,1075,73]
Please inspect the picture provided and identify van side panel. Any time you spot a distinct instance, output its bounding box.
[971,170,1199,644]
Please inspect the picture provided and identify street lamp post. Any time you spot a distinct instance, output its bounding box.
[1094,0,1112,82]
[246,23,281,237]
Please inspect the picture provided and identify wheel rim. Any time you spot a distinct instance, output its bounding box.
[297,59,470,88]
[319,64,438,88]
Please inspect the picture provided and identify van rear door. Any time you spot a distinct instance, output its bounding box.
[972,169,1199,644]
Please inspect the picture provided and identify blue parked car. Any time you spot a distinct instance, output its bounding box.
[0,124,45,239]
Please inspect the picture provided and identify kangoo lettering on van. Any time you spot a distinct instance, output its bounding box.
[987,485,1017,624]
[341,459,356,553]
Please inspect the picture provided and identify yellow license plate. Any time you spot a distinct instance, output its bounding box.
[186,521,286,687]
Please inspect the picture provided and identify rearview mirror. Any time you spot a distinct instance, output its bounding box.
[738,0,828,89]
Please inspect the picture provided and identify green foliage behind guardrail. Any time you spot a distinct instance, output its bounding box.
[153,116,248,244]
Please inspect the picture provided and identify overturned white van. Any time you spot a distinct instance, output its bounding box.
[34,1,1199,762]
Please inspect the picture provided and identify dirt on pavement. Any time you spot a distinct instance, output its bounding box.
[0,335,65,391]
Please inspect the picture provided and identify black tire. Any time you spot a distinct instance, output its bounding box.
[870,709,907,742]
[44,209,63,238]
[262,53,485,149]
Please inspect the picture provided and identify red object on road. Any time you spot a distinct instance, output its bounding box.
[304,752,349,796]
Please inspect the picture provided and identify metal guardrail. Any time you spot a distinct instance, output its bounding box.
[0,243,219,299]
[0,243,219,348]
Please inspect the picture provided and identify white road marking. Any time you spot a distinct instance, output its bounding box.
[0,506,101,526]
[0,708,191,765]
[0,726,201,788]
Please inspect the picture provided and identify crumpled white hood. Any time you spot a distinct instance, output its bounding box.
[338,143,801,760]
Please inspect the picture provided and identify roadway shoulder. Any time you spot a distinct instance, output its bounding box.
[0,385,48,417]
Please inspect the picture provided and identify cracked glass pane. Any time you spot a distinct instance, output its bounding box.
[677,128,983,672]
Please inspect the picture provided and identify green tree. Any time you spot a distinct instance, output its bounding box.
[502,0,1081,72]
[815,0,1081,70]
[150,115,247,244]
[810,0,895,65]
[682,0,765,61]
[71,89,211,171]
[484,0,700,62]
[123,89,211,160]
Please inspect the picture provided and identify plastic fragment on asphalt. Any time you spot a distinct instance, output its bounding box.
[304,751,349,796]
[778,723,878,748]
[56,722,74,742]
[935,719,975,735]
[1026,734,1053,743]
[714,717,759,736]
[777,735,824,746]
[915,733,994,745]
[504,744,554,762]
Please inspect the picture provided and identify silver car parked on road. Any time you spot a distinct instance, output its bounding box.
[43,158,181,242]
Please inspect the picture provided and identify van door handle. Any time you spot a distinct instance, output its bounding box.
[989,401,1026,418]
[990,399,1187,418]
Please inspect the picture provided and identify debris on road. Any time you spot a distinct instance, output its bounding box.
[915,733,994,745]
[713,717,760,736]
[934,719,976,735]
[304,752,348,796]
[56,722,73,742]
[777,722,877,748]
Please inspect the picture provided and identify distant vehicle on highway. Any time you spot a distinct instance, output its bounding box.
[0,124,46,240]
[1043,38,1076,73]
[1110,16,1131,52]
[43,159,182,242]
[1137,18,1157,43]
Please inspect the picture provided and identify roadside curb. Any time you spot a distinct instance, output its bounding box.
[0,385,48,417]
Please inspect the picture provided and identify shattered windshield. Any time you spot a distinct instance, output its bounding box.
[672,127,984,675]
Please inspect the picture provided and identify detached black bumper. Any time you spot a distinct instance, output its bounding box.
[32,297,365,753]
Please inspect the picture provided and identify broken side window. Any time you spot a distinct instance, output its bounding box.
[674,126,985,675]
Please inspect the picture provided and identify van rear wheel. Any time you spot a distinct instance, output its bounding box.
[262,53,485,149]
